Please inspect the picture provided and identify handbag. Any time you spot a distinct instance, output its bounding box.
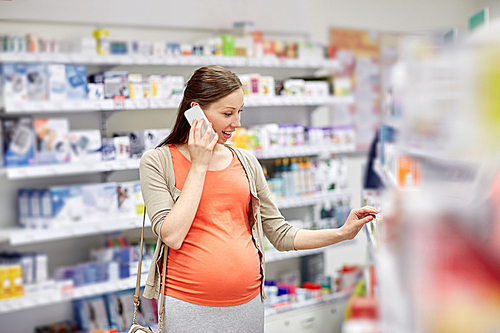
[128,208,167,333]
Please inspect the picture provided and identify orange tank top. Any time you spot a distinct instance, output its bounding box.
[164,144,261,306]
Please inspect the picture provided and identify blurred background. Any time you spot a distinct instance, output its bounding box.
[0,1,499,332]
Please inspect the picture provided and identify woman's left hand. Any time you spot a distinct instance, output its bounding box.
[339,206,379,241]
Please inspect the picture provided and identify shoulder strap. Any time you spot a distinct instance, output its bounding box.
[133,146,171,328]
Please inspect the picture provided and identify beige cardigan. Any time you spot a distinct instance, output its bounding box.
[139,144,299,301]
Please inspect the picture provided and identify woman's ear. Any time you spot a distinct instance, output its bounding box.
[190,102,199,108]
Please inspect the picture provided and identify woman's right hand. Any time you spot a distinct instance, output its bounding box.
[187,118,218,170]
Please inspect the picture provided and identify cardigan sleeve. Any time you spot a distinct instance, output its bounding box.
[139,149,174,238]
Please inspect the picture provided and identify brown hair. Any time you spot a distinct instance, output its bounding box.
[160,65,242,146]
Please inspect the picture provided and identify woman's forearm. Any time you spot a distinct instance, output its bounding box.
[293,228,346,250]
[160,165,207,250]
[293,206,378,250]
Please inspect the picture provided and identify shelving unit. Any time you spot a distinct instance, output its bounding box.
[0,25,357,333]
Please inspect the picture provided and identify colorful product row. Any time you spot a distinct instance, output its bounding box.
[17,180,144,229]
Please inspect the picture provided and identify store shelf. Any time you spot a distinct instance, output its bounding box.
[264,289,353,318]
[2,215,150,246]
[250,144,356,159]
[0,274,148,315]
[1,95,352,114]
[274,191,350,209]
[1,159,141,179]
[1,145,356,179]
[0,52,340,69]
[266,247,326,263]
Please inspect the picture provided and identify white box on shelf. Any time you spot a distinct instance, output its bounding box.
[34,118,70,164]
[69,130,102,163]
[1,63,28,105]
[50,185,85,225]
[143,128,171,151]
[113,136,130,160]
[117,181,143,217]
[26,64,48,101]
[81,182,119,223]
[47,64,66,101]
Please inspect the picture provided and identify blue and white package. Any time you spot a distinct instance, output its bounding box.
[17,189,31,228]
[26,64,48,101]
[50,185,85,225]
[81,182,118,222]
[28,189,42,229]
[47,64,66,101]
[2,117,36,167]
[65,65,88,100]
[101,138,115,161]
[73,296,110,332]
[1,64,28,104]
[69,130,102,163]
[34,118,70,164]
[39,189,53,228]
[117,181,143,216]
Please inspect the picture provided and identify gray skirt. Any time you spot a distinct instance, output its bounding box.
[159,294,264,333]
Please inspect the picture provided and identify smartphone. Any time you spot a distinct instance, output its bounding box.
[184,105,216,141]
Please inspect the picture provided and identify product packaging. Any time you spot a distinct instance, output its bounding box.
[47,64,66,101]
[1,64,28,105]
[50,185,85,225]
[81,182,119,223]
[65,65,88,100]
[284,79,305,95]
[100,138,116,161]
[17,189,30,228]
[127,74,143,99]
[26,64,48,101]
[113,131,144,158]
[259,76,275,97]
[105,290,134,331]
[143,128,171,151]
[34,118,70,164]
[117,181,143,216]
[2,117,36,167]
[104,71,129,99]
[69,130,102,163]
[113,136,130,160]
[73,296,110,332]
[148,75,162,98]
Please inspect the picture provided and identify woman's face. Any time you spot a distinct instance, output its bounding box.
[196,88,244,144]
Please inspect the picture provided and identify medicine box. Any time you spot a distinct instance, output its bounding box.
[2,117,36,167]
[117,181,143,216]
[73,296,110,332]
[113,136,130,160]
[50,185,85,225]
[87,72,104,100]
[101,138,116,161]
[81,182,118,223]
[34,118,70,164]
[47,64,66,101]
[1,63,28,105]
[127,74,143,99]
[65,65,88,100]
[104,71,129,99]
[69,130,102,163]
[26,64,48,101]
[113,131,144,158]
[143,128,171,151]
